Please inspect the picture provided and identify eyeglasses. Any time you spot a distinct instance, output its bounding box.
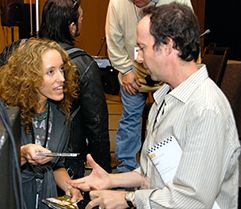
[72,0,78,9]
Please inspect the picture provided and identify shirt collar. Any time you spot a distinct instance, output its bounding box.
[153,64,209,105]
[153,83,170,108]
[169,64,209,103]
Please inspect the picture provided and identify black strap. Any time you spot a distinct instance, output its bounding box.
[65,47,87,59]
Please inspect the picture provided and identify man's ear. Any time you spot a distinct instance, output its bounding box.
[161,38,174,56]
[69,22,76,35]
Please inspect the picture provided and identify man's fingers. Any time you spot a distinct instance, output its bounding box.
[86,197,102,209]
[123,83,138,95]
[68,178,89,190]
[86,154,98,169]
[69,178,86,186]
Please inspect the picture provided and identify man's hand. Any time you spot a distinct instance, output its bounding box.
[122,71,141,95]
[68,154,112,191]
[86,190,128,209]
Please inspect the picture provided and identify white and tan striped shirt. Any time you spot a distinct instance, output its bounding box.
[135,65,240,209]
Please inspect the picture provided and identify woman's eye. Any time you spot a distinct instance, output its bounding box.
[47,68,54,75]
[60,66,65,73]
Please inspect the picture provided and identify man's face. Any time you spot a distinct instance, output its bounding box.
[75,6,84,37]
[131,0,151,8]
[136,15,167,82]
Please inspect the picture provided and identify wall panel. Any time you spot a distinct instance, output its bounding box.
[1,0,205,57]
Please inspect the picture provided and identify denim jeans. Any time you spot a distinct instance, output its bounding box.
[116,86,147,172]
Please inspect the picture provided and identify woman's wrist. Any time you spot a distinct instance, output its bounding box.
[20,145,28,165]
[62,182,73,193]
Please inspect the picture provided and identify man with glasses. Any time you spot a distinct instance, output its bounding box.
[70,3,240,209]
[105,0,193,173]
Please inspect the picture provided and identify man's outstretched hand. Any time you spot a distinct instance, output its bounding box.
[68,154,112,191]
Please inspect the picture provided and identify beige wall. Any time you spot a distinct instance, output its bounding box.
[0,0,205,55]
[77,0,109,56]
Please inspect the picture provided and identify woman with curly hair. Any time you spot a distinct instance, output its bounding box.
[0,38,82,209]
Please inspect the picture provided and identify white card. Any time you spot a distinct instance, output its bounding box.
[147,136,182,184]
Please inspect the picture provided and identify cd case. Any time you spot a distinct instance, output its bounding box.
[36,152,80,157]
[42,195,79,209]
[42,195,90,209]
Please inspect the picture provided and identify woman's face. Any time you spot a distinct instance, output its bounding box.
[38,49,65,107]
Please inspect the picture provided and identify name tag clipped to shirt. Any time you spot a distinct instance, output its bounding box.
[147,136,182,184]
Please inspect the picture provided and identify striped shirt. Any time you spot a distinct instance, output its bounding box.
[135,65,240,209]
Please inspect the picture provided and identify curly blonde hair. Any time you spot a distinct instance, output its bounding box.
[0,38,79,131]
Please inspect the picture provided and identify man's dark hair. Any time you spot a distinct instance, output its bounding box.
[38,0,80,44]
[142,2,200,61]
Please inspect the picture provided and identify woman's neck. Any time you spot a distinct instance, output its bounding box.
[36,101,48,113]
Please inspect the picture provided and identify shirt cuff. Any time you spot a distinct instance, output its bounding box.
[123,68,133,75]
[135,189,156,208]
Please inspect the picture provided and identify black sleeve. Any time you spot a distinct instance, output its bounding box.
[70,54,112,172]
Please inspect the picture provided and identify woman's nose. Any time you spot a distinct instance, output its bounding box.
[57,70,65,82]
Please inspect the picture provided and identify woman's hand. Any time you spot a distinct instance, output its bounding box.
[66,187,83,203]
[20,144,53,165]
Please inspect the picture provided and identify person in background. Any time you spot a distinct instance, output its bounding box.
[69,3,240,209]
[105,0,193,173]
[38,0,111,177]
[0,38,82,209]
[0,0,112,178]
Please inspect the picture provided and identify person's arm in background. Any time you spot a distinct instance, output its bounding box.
[0,39,26,66]
[177,0,193,9]
[105,0,140,95]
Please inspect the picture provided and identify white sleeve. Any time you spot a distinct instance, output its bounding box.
[105,0,133,74]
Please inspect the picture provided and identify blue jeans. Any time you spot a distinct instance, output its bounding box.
[116,86,147,172]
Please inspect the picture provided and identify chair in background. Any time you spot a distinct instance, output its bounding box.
[221,62,241,206]
[220,62,241,140]
[202,44,229,87]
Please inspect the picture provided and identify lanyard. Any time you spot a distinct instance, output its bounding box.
[31,104,50,148]
[152,99,165,132]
